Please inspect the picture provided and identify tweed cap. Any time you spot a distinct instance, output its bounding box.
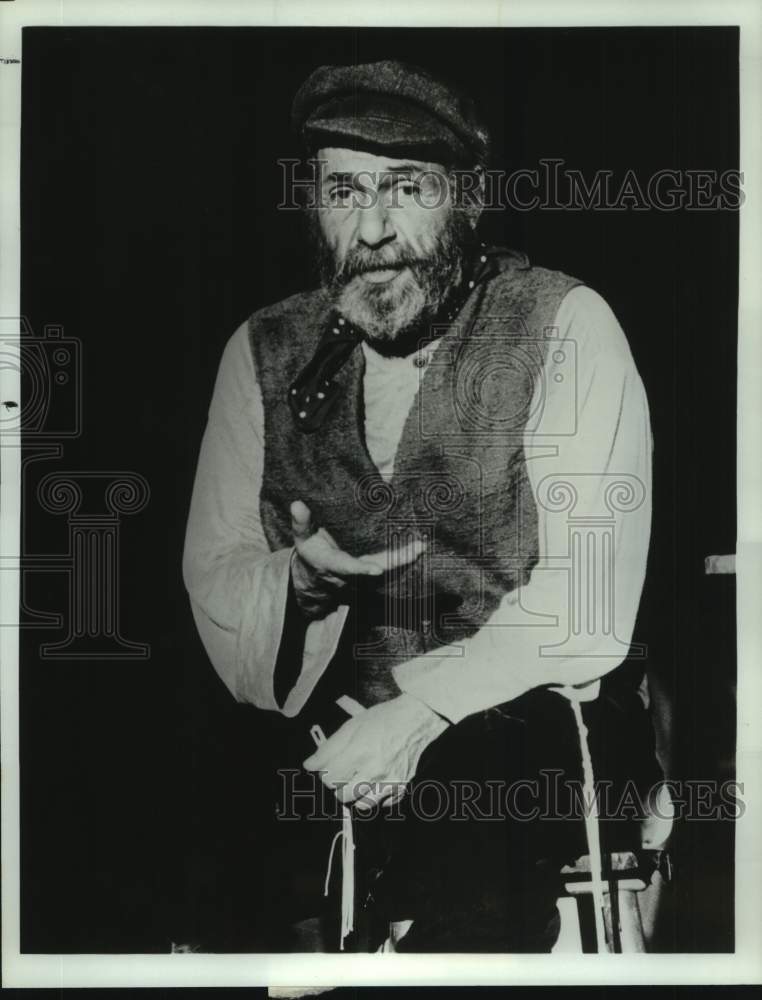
[292,60,490,167]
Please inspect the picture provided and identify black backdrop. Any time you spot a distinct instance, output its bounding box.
[18,26,738,953]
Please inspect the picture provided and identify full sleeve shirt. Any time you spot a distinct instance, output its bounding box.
[182,285,652,723]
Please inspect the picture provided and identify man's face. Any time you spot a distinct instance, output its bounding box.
[311,147,475,351]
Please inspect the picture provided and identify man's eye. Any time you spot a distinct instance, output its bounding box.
[328,186,354,203]
[394,181,420,196]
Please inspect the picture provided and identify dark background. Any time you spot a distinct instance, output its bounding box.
[18,27,738,953]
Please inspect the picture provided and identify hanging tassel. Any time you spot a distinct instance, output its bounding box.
[338,803,355,948]
[311,724,355,950]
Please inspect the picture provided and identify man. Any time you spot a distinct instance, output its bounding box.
[183,60,661,952]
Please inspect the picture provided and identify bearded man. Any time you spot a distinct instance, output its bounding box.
[183,60,662,953]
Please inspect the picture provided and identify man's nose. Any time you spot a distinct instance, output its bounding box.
[357,197,396,248]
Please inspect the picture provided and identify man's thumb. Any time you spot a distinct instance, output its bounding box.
[290,500,313,540]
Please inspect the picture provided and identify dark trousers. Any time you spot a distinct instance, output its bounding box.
[267,680,662,953]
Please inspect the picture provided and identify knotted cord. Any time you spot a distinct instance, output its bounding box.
[311,724,355,950]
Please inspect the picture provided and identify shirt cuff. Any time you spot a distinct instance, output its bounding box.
[235,546,294,710]
[392,652,534,724]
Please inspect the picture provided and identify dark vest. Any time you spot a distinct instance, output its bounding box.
[250,250,580,706]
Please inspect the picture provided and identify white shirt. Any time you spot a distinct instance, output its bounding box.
[183,285,652,723]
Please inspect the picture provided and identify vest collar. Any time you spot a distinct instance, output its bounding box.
[287,244,525,432]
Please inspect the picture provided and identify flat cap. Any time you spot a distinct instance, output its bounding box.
[292,60,489,167]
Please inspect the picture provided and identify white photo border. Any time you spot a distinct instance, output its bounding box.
[1,0,760,988]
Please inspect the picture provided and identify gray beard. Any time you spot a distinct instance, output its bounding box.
[307,210,476,356]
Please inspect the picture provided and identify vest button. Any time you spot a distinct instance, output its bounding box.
[413,354,428,369]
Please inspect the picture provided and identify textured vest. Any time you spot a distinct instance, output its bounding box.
[250,250,580,706]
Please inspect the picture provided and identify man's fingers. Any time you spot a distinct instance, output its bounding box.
[319,548,384,578]
[382,786,408,809]
[347,782,405,809]
[336,780,363,805]
[290,500,314,541]
[317,541,422,577]
[314,771,363,803]
[292,507,424,578]
[313,774,406,808]
[363,538,428,572]
[353,787,383,810]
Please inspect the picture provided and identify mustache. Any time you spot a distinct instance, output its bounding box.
[334,247,426,285]
[305,206,478,295]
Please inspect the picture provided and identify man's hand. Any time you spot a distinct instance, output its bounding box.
[302,693,449,809]
[290,500,425,617]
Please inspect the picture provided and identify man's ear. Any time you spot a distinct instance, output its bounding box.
[452,165,486,228]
